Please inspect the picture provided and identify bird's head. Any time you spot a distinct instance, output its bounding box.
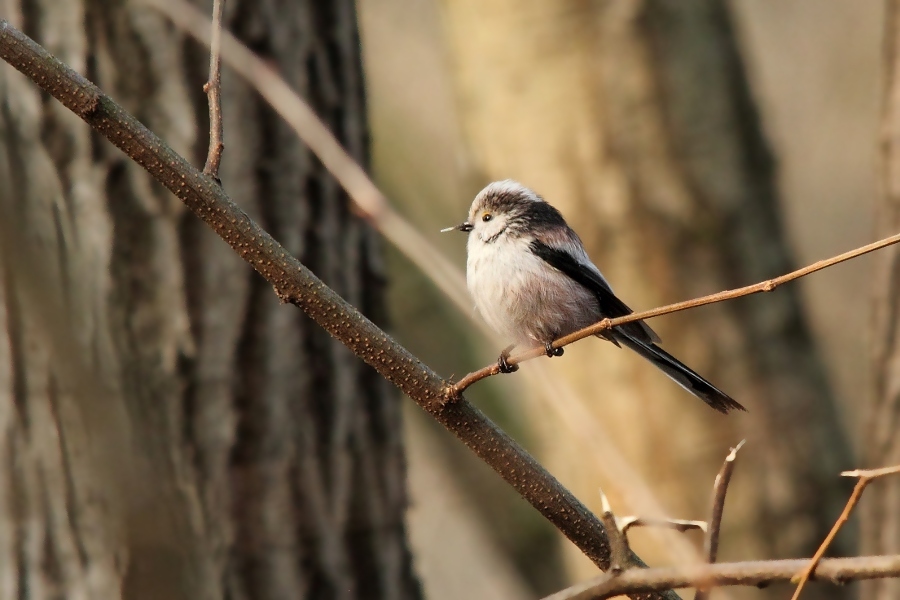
[442,180,547,243]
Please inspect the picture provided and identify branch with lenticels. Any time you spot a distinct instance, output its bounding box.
[0,20,680,600]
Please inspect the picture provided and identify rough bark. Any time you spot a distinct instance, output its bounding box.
[862,3,900,599]
[440,0,853,589]
[0,1,420,599]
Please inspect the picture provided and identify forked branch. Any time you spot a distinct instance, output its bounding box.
[790,465,900,599]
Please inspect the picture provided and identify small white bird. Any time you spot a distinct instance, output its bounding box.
[444,180,744,414]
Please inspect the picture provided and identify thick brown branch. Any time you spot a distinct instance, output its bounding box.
[0,21,681,598]
[790,465,900,599]
[542,555,900,600]
[202,0,225,178]
[452,231,900,394]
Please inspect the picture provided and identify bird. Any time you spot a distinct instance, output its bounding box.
[442,180,745,414]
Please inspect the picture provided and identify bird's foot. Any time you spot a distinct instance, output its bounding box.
[544,342,564,358]
[497,345,519,374]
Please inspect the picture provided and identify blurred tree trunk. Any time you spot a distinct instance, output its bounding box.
[0,1,420,599]
[440,0,853,590]
[862,3,900,599]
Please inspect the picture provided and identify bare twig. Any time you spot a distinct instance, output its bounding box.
[790,465,900,600]
[695,440,745,600]
[598,489,642,573]
[598,488,707,577]
[451,230,900,394]
[202,0,225,178]
[619,517,706,535]
[0,22,688,597]
[542,554,900,600]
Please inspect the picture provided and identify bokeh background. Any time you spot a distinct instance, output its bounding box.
[0,1,896,599]
[359,0,883,598]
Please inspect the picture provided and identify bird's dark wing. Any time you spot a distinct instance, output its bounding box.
[529,238,660,344]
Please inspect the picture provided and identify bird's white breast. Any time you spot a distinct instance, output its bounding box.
[466,234,600,348]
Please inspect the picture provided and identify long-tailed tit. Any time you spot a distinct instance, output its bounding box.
[443,180,744,414]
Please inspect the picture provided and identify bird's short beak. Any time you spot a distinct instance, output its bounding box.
[440,222,474,233]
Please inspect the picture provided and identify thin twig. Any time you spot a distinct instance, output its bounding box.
[789,464,900,600]
[450,230,900,394]
[541,554,900,600]
[202,0,225,178]
[619,517,706,535]
[695,440,745,600]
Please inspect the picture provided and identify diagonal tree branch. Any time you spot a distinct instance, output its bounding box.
[0,20,680,599]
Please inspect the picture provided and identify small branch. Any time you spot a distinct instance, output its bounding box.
[451,230,900,395]
[695,440,744,600]
[598,487,706,582]
[790,464,900,600]
[598,489,642,573]
[202,0,225,178]
[619,517,706,535]
[542,555,900,600]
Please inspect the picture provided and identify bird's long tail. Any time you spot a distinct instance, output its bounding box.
[615,333,745,414]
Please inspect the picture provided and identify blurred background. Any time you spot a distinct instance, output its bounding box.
[0,0,896,599]
[361,1,884,598]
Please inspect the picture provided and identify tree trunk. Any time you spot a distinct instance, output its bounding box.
[440,0,854,589]
[0,1,421,599]
[862,3,900,599]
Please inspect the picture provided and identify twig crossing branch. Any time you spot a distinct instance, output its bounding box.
[790,465,900,600]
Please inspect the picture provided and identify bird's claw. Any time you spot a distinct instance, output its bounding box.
[498,353,519,374]
[544,342,564,358]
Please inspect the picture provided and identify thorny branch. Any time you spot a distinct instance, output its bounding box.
[598,489,643,574]
[0,20,685,599]
[790,465,900,600]
[598,488,705,575]
[541,555,900,600]
[202,0,225,178]
[619,517,706,536]
[450,231,900,395]
[695,440,744,600]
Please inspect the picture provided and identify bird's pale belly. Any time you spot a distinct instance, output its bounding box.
[467,241,600,348]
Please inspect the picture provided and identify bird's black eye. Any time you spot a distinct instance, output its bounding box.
[482,213,492,222]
